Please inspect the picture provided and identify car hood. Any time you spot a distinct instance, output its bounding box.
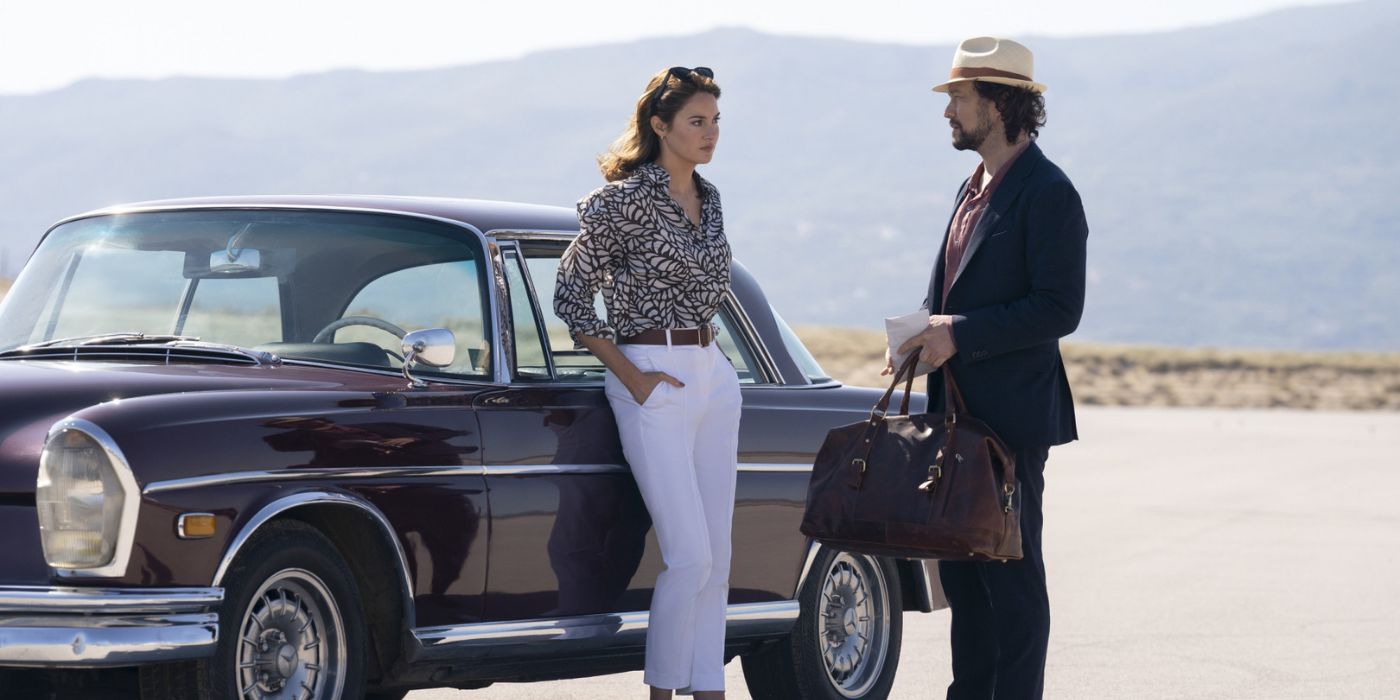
[0,359,360,494]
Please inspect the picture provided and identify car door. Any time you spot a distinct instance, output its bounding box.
[285,229,495,629]
[472,241,652,620]
[475,236,815,624]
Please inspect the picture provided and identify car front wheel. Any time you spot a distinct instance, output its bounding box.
[741,547,903,699]
[141,520,367,700]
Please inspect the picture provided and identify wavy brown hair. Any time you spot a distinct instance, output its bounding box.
[974,81,1047,143]
[598,68,721,182]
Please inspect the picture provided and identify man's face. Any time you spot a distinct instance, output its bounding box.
[943,82,996,151]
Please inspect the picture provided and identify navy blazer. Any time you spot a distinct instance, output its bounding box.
[923,142,1088,449]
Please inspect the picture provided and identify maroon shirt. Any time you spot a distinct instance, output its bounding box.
[941,141,1031,309]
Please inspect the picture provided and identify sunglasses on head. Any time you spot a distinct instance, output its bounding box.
[649,66,714,113]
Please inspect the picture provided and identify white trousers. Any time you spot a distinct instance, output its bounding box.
[604,339,742,693]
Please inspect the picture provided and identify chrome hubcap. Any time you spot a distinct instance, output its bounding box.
[236,569,346,700]
[818,553,890,698]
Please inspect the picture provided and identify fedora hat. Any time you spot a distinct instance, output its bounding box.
[932,36,1047,94]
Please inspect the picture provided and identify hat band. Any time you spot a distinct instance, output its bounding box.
[949,66,1033,83]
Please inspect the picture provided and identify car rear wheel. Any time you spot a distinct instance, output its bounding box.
[741,548,903,700]
[141,520,367,700]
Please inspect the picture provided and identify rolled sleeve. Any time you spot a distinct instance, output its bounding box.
[553,192,623,346]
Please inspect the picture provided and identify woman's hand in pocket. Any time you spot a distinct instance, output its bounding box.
[626,371,685,405]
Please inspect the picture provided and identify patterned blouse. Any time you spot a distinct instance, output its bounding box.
[554,162,731,345]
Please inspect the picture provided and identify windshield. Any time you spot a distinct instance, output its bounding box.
[0,209,491,377]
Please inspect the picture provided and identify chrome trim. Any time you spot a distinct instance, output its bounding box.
[50,202,495,245]
[720,294,783,385]
[0,586,223,614]
[738,463,812,473]
[487,240,513,384]
[275,356,493,385]
[143,462,811,494]
[176,512,216,539]
[487,229,578,242]
[0,585,221,668]
[912,558,948,612]
[43,418,141,579]
[742,380,844,391]
[144,466,488,495]
[501,243,557,380]
[210,491,415,627]
[0,613,219,668]
[795,540,823,597]
[909,558,934,612]
[481,463,811,476]
[411,601,797,662]
[483,464,627,476]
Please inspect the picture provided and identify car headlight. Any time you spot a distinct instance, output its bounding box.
[36,421,133,571]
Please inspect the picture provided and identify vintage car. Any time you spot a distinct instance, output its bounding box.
[0,196,938,699]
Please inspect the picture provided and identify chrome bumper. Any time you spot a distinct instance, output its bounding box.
[0,585,222,668]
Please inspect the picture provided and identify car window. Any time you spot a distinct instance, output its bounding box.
[771,303,832,383]
[712,305,764,384]
[521,252,607,382]
[514,244,770,384]
[502,248,550,380]
[339,261,488,376]
[1,210,492,379]
[33,247,186,344]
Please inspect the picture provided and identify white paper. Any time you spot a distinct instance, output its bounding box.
[885,308,938,378]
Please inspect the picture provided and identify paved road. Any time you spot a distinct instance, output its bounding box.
[408,407,1400,699]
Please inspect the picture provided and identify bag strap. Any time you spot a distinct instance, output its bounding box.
[851,354,920,487]
[918,365,968,494]
[942,364,968,416]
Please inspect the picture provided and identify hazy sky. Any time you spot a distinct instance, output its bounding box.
[0,0,1351,94]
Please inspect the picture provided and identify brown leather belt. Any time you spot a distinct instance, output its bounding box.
[619,327,715,347]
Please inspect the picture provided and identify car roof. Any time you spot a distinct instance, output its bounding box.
[75,194,581,236]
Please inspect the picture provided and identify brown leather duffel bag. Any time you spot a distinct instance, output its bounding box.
[799,355,1022,561]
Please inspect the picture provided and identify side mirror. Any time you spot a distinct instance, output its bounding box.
[401,328,456,387]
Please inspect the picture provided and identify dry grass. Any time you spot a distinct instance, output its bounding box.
[794,325,1400,412]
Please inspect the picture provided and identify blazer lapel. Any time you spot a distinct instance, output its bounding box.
[948,142,1044,294]
[928,178,972,311]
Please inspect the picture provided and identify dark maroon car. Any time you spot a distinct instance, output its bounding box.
[0,197,939,699]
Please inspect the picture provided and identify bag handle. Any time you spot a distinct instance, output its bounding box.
[872,353,920,419]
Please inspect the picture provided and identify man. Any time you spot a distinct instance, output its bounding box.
[891,36,1088,699]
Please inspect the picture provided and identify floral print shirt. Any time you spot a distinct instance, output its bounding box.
[553,162,730,345]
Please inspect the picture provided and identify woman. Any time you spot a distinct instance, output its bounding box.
[553,66,737,700]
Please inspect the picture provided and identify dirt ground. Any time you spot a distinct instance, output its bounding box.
[409,407,1400,699]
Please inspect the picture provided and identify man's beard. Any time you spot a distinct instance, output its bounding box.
[952,119,992,151]
[951,102,995,151]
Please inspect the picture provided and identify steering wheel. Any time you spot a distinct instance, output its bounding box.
[312,315,409,343]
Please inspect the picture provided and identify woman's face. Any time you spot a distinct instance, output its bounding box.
[653,92,720,166]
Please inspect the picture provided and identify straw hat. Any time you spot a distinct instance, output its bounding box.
[932,36,1047,94]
